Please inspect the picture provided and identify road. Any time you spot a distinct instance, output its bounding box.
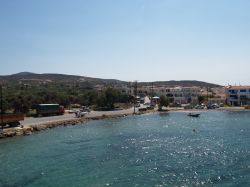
[21,107,138,127]
[21,113,76,127]
[20,97,152,127]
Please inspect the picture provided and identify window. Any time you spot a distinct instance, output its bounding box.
[240,95,247,99]
[230,95,238,99]
[229,90,237,94]
[240,89,247,92]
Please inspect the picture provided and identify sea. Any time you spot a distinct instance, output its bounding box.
[0,111,250,187]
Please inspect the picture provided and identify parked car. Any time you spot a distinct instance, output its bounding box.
[139,108,147,112]
[146,106,154,110]
[140,98,145,104]
[75,109,89,118]
[195,105,205,109]
[136,103,140,107]
[219,103,224,107]
[208,103,220,109]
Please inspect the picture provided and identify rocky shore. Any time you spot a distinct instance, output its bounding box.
[0,111,155,139]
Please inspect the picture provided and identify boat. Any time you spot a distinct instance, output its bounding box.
[188,113,200,117]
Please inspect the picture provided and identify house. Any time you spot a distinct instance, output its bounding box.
[226,86,250,106]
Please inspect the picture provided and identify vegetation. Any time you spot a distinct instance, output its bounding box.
[96,88,131,110]
[158,95,169,111]
[198,95,205,104]
[1,82,131,113]
[0,72,222,113]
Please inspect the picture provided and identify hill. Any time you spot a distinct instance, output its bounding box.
[0,72,221,88]
[139,80,221,88]
[0,72,126,87]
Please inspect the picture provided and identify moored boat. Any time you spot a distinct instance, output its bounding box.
[188,113,200,117]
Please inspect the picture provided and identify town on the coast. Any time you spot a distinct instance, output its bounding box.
[0,72,250,138]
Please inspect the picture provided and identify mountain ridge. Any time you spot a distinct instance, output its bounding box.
[0,72,222,87]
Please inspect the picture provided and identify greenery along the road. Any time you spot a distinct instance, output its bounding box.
[1,83,132,113]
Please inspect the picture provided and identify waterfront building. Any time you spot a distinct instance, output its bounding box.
[137,86,202,104]
[136,85,226,105]
[226,86,250,106]
[165,86,202,104]
[208,98,226,106]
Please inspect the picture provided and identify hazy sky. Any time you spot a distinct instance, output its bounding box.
[0,0,250,85]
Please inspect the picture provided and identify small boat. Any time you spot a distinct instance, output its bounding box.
[188,113,200,117]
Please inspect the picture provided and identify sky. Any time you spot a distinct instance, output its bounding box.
[0,0,250,85]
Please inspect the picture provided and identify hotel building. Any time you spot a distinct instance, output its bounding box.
[226,86,250,106]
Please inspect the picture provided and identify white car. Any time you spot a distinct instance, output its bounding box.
[75,111,89,118]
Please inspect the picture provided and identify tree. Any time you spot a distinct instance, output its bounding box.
[105,87,118,109]
[96,87,119,110]
[158,95,169,111]
[198,95,205,104]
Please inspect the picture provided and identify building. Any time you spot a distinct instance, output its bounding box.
[136,85,226,105]
[208,98,226,106]
[165,87,202,104]
[139,86,202,105]
[226,86,250,106]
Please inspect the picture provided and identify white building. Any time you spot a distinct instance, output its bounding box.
[226,86,250,106]
[165,87,202,104]
[137,86,202,104]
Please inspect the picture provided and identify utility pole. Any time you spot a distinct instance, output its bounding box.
[133,81,138,114]
[151,82,154,97]
[129,82,132,96]
[0,83,3,129]
[128,82,132,105]
[207,86,209,106]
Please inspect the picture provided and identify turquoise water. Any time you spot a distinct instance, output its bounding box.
[1,111,250,187]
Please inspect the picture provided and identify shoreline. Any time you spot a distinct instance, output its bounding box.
[0,109,157,139]
[1,107,249,139]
